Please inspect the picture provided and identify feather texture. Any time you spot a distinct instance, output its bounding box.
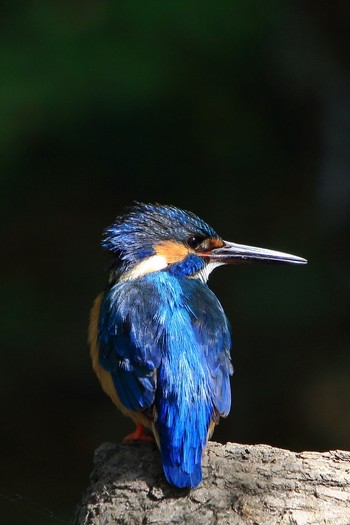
[97,271,232,488]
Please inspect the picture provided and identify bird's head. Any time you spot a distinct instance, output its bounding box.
[103,203,307,283]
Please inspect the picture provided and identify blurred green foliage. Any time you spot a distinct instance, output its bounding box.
[1,1,350,523]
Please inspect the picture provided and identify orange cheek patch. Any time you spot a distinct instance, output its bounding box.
[197,237,225,255]
[210,238,225,249]
[155,241,190,264]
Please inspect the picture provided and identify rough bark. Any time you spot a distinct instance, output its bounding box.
[72,441,350,525]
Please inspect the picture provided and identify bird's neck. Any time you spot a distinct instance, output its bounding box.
[168,255,223,283]
[109,254,222,284]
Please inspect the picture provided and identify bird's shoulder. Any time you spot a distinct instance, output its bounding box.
[100,271,231,342]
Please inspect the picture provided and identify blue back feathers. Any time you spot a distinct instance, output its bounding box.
[98,273,232,488]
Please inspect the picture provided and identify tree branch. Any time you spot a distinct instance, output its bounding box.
[72,441,350,525]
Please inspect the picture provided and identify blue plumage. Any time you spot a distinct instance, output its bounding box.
[98,271,232,487]
[90,202,306,489]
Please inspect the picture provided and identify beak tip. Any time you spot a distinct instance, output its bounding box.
[294,257,308,265]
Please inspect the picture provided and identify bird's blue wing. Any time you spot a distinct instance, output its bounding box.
[180,278,233,416]
[98,279,164,412]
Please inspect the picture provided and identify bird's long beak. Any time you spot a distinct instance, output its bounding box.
[207,240,307,265]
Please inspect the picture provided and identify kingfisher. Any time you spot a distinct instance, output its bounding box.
[88,203,306,489]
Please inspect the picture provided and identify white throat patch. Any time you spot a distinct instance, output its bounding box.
[192,261,224,283]
[119,255,168,281]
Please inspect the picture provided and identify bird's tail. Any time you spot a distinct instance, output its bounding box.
[156,398,212,488]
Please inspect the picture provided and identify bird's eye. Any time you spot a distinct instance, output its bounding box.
[187,235,205,249]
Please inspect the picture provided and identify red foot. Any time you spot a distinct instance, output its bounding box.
[123,423,154,443]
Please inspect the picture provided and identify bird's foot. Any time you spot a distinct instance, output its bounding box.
[123,423,154,442]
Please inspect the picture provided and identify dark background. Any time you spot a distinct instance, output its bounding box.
[1,2,350,523]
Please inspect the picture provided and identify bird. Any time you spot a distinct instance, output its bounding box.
[88,202,307,489]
